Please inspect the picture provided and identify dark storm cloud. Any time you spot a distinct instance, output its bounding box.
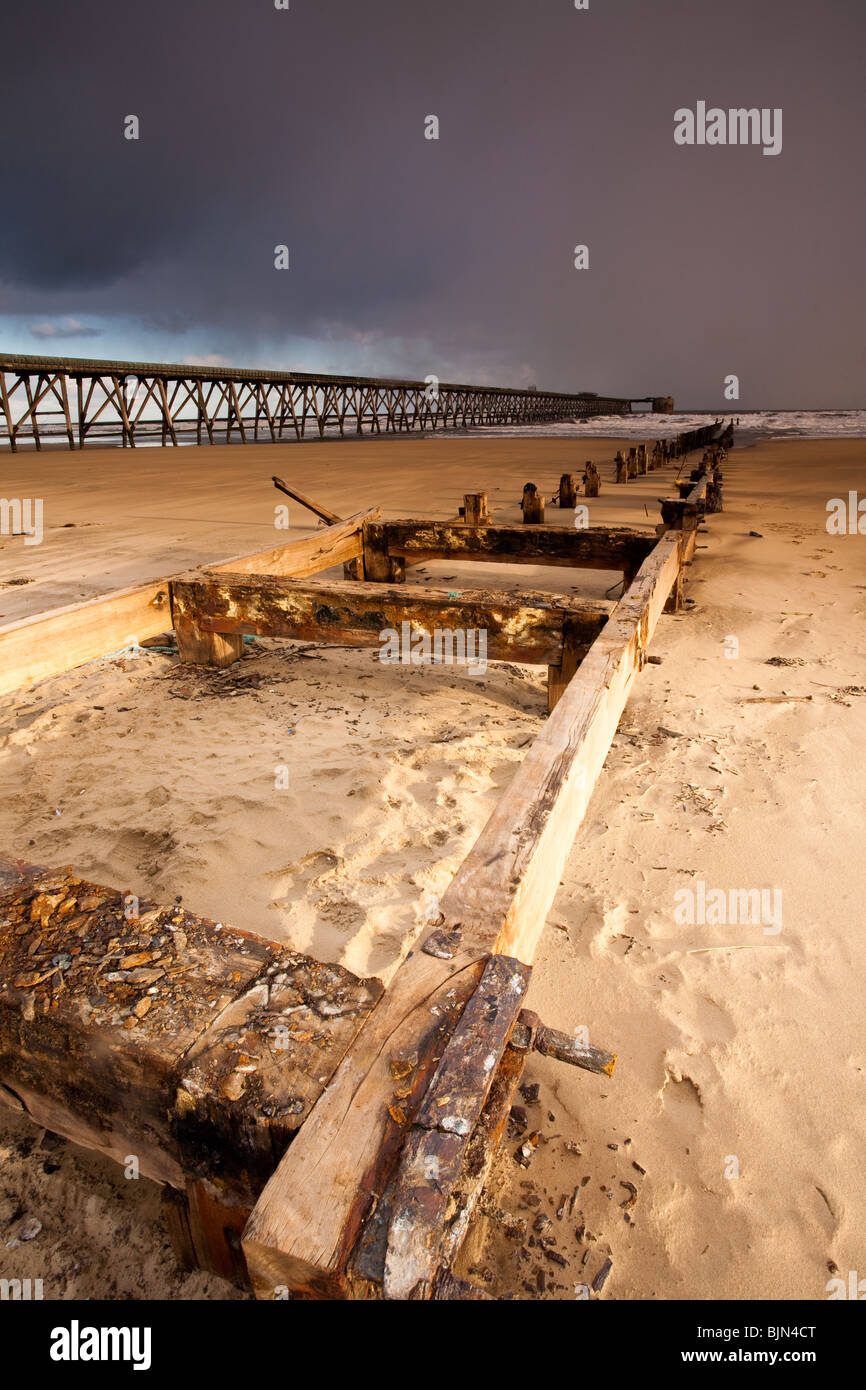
[1,0,864,406]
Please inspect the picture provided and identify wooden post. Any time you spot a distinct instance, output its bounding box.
[162,1180,251,1286]
[637,444,648,475]
[521,483,544,523]
[615,452,628,484]
[362,523,406,582]
[627,447,638,478]
[547,621,582,713]
[663,568,682,612]
[174,612,245,668]
[462,492,489,526]
[557,474,577,509]
[582,461,600,497]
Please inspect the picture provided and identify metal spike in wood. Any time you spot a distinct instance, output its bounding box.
[510,1010,616,1076]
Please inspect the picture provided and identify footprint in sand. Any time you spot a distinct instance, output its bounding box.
[662,1066,704,1137]
[266,850,343,906]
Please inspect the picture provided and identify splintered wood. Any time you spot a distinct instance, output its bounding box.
[0,856,381,1204]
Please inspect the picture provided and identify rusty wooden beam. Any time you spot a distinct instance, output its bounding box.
[169,572,610,670]
[366,519,657,574]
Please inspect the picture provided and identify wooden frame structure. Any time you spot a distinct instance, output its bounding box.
[0,428,723,1299]
[0,355,654,451]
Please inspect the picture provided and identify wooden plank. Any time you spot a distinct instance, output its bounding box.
[0,510,379,697]
[242,948,487,1298]
[170,573,610,669]
[0,580,174,697]
[368,519,656,572]
[437,531,684,960]
[216,511,373,579]
[241,531,684,1296]
[383,955,531,1299]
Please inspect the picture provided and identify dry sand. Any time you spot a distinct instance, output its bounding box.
[1,434,864,1300]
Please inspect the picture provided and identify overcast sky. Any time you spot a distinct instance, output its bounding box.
[1,0,863,409]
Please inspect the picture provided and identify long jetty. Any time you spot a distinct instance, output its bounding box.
[0,354,669,451]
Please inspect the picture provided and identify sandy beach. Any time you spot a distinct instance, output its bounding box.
[1,433,864,1300]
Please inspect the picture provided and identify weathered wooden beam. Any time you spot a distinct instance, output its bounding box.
[169,573,609,670]
[437,530,684,961]
[362,519,406,583]
[346,1029,526,1298]
[0,580,174,699]
[383,955,531,1300]
[0,856,381,1210]
[272,477,342,526]
[172,948,382,1195]
[221,508,376,579]
[0,509,379,697]
[241,947,488,1298]
[367,520,655,573]
[161,1179,251,1286]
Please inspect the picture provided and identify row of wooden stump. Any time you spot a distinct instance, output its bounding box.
[504,421,729,523]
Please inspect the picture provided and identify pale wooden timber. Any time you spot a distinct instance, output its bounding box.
[364,519,655,573]
[0,579,174,698]
[271,476,342,526]
[0,509,378,697]
[437,530,683,961]
[241,529,685,1296]
[219,508,374,578]
[170,572,610,669]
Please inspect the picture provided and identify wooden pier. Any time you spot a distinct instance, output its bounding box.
[0,354,661,451]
